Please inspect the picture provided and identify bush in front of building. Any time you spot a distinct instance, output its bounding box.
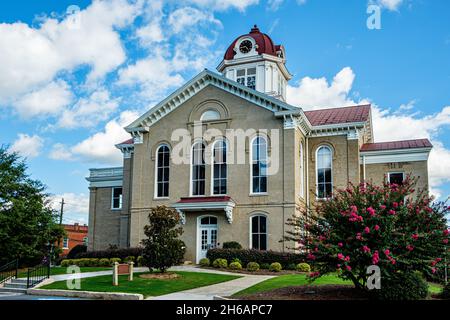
[141,206,186,273]
[229,261,242,270]
[67,244,87,259]
[206,248,304,268]
[110,258,122,265]
[260,263,270,270]
[372,271,429,300]
[285,263,297,270]
[123,256,135,263]
[296,263,311,272]
[60,259,72,267]
[212,258,228,268]
[199,258,210,267]
[269,262,282,272]
[246,262,260,272]
[222,241,242,249]
[76,247,143,260]
[137,256,145,267]
[99,258,111,267]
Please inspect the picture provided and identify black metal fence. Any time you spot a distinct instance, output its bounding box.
[0,259,18,285]
[26,263,50,288]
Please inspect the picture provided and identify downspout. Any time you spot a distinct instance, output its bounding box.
[305,136,309,210]
[363,155,366,182]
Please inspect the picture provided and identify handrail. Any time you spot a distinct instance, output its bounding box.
[0,259,18,285]
[26,262,50,288]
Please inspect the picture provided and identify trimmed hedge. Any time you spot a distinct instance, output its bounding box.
[269,262,282,272]
[246,262,260,272]
[229,261,242,270]
[206,249,305,268]
[372,271,429,300]
[212,258,228,268]
[75,247,143,260]
[223,241,242,249]
[296,262,311,272]
[199,258,210,267]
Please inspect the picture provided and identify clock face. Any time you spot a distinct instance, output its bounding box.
[239,40,252,54]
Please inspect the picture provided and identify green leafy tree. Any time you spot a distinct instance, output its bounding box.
[284,176,449,292]
[141,206,186,272]
[0,146,65,266]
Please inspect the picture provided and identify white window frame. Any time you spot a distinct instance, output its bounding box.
[236,67,257,90]
[190,141,206,197]
[62,237,69,249]
[200,109,221,121]
[315,145,333,200]
[210,139,228,196]
[387,172,405,184]
[249,135,268,196]
[111,187,123,209]
[249,214,268,250]
[154,144,170,199]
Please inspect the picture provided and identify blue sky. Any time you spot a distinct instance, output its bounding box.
[0,0,449,224]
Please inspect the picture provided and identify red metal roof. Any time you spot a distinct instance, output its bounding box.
[224,25,281,60]
[360,139,432,152]
[118,138,133,145]
[304,104,371,126]
[177,196,232,203]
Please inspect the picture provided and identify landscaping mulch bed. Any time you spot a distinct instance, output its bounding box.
[238,285,369,300]
[139,272,180,280]
[200,266,303,276]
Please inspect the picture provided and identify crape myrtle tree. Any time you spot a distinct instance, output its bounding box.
[141,206,186,272]
[284,176,449,291]
[0,146,65,266]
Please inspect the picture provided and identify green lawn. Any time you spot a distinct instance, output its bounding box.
[18,267,111,278]
[233,274,444,297]
[41,271,240,297]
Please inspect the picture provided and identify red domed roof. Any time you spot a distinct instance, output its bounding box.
[224,25,281,60]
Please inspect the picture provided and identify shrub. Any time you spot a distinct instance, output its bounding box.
[285,263,297,270]
[373,271,428,300]
[199,258,210,267]
[60,259,71,267]
[260,263,270,270]
[246,262,260,272]
[284,177,450,293]
[229,261,242,270]
[223,241,242,249]
[212,258,228,268]
[67,244,87,259]
[76,247,143,260]
[206,249,304,268]
[110,258,121,265]
[123,256,135,263]
[296,262,311,272]
[137,256,145,267]
[99,258,111,267]
[441,282,450,299]
[231,258,242,265]
[269,262,282,272]
[141,206,186,272]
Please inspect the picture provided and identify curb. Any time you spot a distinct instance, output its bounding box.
[213,295,236,300]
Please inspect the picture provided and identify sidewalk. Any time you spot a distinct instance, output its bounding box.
[50,267,149,281]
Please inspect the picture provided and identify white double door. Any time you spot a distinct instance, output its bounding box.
[198,226,218,262]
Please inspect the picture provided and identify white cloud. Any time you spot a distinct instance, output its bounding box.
[168,7,222,33]
[13,80,73,119]
[184,0,259,11]
[56,89,119,129]
[376,0,403,11]
[49,192,89,225]
[0,0,141,103]
[49,143,74,161]
[287,67,360,109]
[10,134,44,158]
[267,0,284,11]
[71,110,139,165]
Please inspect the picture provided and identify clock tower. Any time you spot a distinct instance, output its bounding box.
[217,25,292,101]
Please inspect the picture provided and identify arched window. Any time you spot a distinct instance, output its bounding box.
[212,139,227,195]
[300,141,304,198]
[250,215,267,250]
[316,146,332,199]
[155,144,170,198]
[251,136,267,194]
[200,109,220,121]
[191,142,206,196]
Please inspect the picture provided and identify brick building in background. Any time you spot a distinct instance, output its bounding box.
[58,223,89,256]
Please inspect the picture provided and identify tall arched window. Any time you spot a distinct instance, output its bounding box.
[251,136,268,194]
[155,144,170,198]
[250,215,267,250]
[316,146,332,199]
[191,142,206,196]
[212,139,227,195]
[299,141,304,198]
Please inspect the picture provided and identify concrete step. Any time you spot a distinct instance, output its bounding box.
[10,278,28,284]
[0,286,27,294]
[4,282,28,289]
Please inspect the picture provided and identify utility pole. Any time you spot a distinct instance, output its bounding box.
[57,198,65,248]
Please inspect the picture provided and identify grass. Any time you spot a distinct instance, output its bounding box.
[233,274,444,297]
[18,267,111,278]
[41,271,240,297]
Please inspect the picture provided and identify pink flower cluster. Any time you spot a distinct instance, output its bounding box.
[374,225,380,231]
[384,249,396,265]
[388,209,396,215]
[364,227,370,234]
[367,207,376,217]
[307,253,316,261]
[431,258,442,267]
[406,245,414,251]
[362,245,371,253]
[356,233,363,240]
[309,271,320,278]
[372,251,379,265]
[411,234,419,240]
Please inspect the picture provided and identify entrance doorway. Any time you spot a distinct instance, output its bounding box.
[197,216,218,263]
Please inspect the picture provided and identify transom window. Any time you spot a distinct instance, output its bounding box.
[236,67,256,90]
[251,215,267,250]
[388,172,404,185]
[200,216,218,225]
[251,136,268,194]
[156,145,170,198]
[200,109,220,121]
[111,187,123,209]
[212,139,227,195]
[191,142,206,196]
[316,146,332,199]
